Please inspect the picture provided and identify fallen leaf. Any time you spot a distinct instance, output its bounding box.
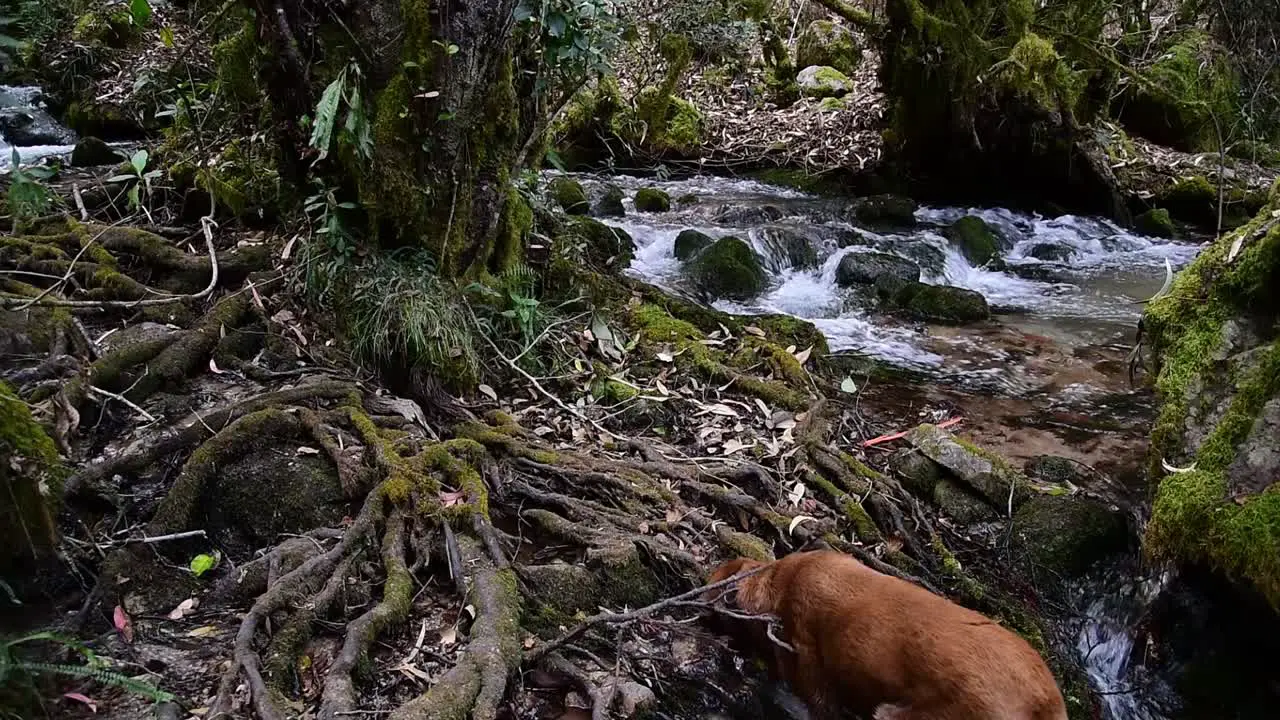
[113,605,134,643]
[281,235,297,261]
[63,693,98,713]
[785,345,797,354]
[708,403,739,417]
[744,325,766,337]
[296,446,321,456]
[439,626,458,646]
[394,663,434,682]
[665,508,682,523]
[655,379,669,396]
[753,398,770,417]
[186,625,219,638]
[439,490,466,507]
[722,438,748,455]
[478,384,498,401]
[840,377,858,394]
[656,351,674,363]
[208,358,224,374]
[167,597,199,620]
[788,515,815,535]
[793,346,812,365]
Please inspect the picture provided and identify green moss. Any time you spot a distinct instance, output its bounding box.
[197,138,281,218]
[674,229,713,260]
[633,188,671,213]
[795,20,861,77]
[995,32,1083,112]
[713,526,775,562]
[663,97,704,153]
[686,236,766,300]
[945,215,1001,265]
[1120,31,1239,153]
[71,8,139,48]
[0,382,66,567]
[548,177,589,215]
[1134,208,1177,238]
[212,19,261,105]
[563,216,635,270]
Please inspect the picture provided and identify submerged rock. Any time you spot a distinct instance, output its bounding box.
[906,424,1030,509]
[1010,494,1128,576]
[945,215,1002,265]
[634,187,672,212]
[797,65,854,99]
[835,251,921,287]
[687,236,767,300]
[876,278,990,325]
[674,229,714,260]
[849,194,918,228]
[70,136,121,167]
[593,184,626,217]
[708,204,785,225]
[549,176,590,215]
[796,20,861,77]
[756,227,818,271]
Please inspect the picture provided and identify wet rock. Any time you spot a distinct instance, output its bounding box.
[891,449,943,498]
[934,477,999,524]
[1025,455,1085,485]
[1010,494,1127,576]
[832,228,875,248]
[1134,207,1177,238]
[849,194,918,228]
[0,107,75,146]
[835,251,921,287]
[634,187,671,212]
[549,176,590,215]
[611,681,657,717]
[687,236,767,300]
[906,424,1031,510]
[676,192,699,206]
[888,240,947,276]
[593,184,626,217]
[522,562,600,616]
[1005,263,1072,283]
[565,216,635,269]
[876,278,990,325]
[945,215,1002,265]
[797,65,854,99]
[1024,243,1075,262]
[757,227,818,271]
[708,204,785,225]
[674,229,714,261]
[796,20,861,77]
[209,448,346,555]
[70,136,121,167]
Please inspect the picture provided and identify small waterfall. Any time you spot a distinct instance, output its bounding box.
[1074,570,1177,720]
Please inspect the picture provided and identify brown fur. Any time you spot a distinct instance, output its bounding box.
[705,551,1069,720]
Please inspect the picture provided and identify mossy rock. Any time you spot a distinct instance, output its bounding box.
[593,184,626,218]
[1116,31,1239,153]
[549,177,590,215]
[1025,456,1087,486]
[70,136,121,167]
[1011,495,1128,577]
[945,216,1002,266]
[876,278,990,325]
[906,424,1031,509]
[565,216,636,270]
[934,477,1000,524]
[0,381,66,572]
[1155,176,1217,227]
[849,194,918,228]
[891,449,944,499]
[1025,243,1075,262]
[634,187,672,213]
[756,227,818,271]
[796,65,854,99]
[817,96,847,112]
[630,87,705,155]
[836,251,921,287]
[71,8,140,48]
[687,236,767,301]
[795,20,861,77]
[1134,208,1177,239]
[674,229,714,261]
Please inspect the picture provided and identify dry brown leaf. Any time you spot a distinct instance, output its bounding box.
[478,384,498,401]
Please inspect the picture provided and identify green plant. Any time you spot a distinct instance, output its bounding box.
[6,149,55,220]
[0,631,173,716]
[300,180,361,303]
[127,0,151,28]
[107,149,162,215]
[309,61,374,163]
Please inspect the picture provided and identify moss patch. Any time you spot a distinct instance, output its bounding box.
[945,216,1001,265]
[634,188,671,213]
[0,382,66,568]
[686,236,767,301]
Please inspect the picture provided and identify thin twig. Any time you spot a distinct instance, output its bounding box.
[73,184,89,221]
[135,529,208,544]
[86,385,158,422]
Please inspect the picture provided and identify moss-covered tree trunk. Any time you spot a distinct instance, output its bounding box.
[245,0,532,277]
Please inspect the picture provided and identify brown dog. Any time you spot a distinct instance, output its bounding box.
[705,551,1068,720]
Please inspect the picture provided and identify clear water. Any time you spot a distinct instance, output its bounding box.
[570,172,1203,382]
[0,85,76,171]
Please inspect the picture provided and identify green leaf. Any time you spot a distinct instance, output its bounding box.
[309,69,347,161]
[190,552,220,577]
[106,174,137,184]
[544,148,566,172]
[130,150,149,175]
[546,12,567,37]
[840,377,858,394]
[129,0,152,27]
[446,43,459,55]
[160,26,175,48]
[127,184,140,210]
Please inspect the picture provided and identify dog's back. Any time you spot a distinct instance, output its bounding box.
[708,551,1068,720]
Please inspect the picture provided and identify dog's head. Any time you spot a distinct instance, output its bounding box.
[707,557,766,588]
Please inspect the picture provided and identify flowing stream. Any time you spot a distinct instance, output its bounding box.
[0,85,77,169]
[556,172,1205,720]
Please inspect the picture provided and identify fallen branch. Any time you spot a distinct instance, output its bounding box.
[86,384,158,422]
[863,417,962,448]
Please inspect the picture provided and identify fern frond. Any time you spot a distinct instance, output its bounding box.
[7,661,174,703]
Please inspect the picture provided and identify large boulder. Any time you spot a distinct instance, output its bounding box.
[549,176,590,215]
[593,184,626,218]
[565,216,635,270]
[756,227,818,271]
[836,251,921,287]
[796,65,854,99]
[687,236,767,300]
[945,216,1002,266]
[1134,207,1177,239]
[0,107,76,146]
[1115,31,1238,153]
[1143,193,1280,608]
[1010,494,1128,577]
[634,187,672,213]
[70,136,121,167]
[795,20,861,77]
[849,194,918,228]
[876,278,990,325]
[674,229,714,260]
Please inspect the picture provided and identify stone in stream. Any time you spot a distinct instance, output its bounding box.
[835,251,921,287]
[1025,243,1076,262]
[565,216,635,269]
[70,136,121,167]
[892,450,998,523]
[905,424,1031,509]
[686,236,767,300]
[673,229,714,260]
[548,176,590,215]
[708,204,785,225]
[875,277,990,325]
[848,194,918,228]
[593,184,626,217]
[797,65,854,99]
[0,107,76,146]
[1010,494,1128,577]
[634,187,671,212]
[945,215,1002,266]
[1134,207,1177,238]
[756,227,819,271]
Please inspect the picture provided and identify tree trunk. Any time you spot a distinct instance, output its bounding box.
[246,0,533,277]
